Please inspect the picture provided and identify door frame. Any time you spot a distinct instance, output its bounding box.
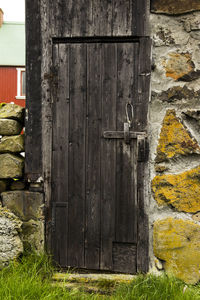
[25,24,151,273]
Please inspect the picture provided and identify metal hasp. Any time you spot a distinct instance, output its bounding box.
[103,130,148,162]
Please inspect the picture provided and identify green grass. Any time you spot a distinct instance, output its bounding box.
[1,253,200,299]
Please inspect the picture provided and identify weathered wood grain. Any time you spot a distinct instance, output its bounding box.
[67,44,86,268]
[25,0,42,181]
[49,0,148,37]
[115,43,138,245]
[85,43,101,269]
[136,37,151,273]
[52,203,68,267]
[113,242,137,273]
[52,44,69,204]
[100,43,117,270]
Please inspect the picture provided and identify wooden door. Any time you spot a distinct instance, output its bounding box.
[51,38,149,273]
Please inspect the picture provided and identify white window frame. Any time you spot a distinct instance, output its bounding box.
[16,67,26,100]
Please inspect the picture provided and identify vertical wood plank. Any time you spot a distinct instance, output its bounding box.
[133,0,149,36]
[85,43,101,269]
[92,1,113,36]
[40,0,53,253]
[115,43,138,244]
[112,0,133,36]
[25,0,42,180]
[67,44,87,268]
[52,44,70,204]
[71,0,87,36]
[100,43,117,270]
[52,203,68,267]
[51,44,70,266]
[136,38,151,273]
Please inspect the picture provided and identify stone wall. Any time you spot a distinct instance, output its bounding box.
[0,103,44,267]
[150,1,200,284]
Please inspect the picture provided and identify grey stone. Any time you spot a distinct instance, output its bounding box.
[0,103,24,122]
[22,219,44,252]
[0,207,23,267]
[190,31,200,40]
[2,191,44,221]
[0,154,24,178]
[152,86,200,103]
[0,135,24,153]
[0,119,23,136]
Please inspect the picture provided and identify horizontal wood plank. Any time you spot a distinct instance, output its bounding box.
[103,131,147,139]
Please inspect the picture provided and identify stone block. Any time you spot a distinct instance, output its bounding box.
[0,135,24,153]
[152,86,200,103]
[2,191,44,221]
[0,207,23,267]
[151,20,189,47]
[152,166,200,213]
[151,0,200,15]
[155,110,200,163]
[0,119,23,136]
[163,52,200,81]
[154,218,200,284]
[0,103,24,122]
[0,154,24,178]
[22,219,44,252]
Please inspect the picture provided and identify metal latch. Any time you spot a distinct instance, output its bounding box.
[137,135,149,162]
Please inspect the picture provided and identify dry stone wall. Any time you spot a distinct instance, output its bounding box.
[0,103,44,267]
[150,1,200,284]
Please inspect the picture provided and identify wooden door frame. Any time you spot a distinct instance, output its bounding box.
[25,0,151,273]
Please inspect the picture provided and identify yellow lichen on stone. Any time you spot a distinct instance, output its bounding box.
[152,165,200,213]
[155,110,200,163]
[163,52,194,80]
[154,218,200,284]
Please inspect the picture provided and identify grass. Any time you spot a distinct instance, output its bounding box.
[1,253,200,299]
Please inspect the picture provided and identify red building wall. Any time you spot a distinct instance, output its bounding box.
[0,67,25,107]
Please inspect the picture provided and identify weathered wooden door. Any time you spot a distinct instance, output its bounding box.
[51,38,150,273]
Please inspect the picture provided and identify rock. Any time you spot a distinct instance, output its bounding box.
[151,0,200,15]
[154,165,168,173]
[0,119,23,136]
[190,31,200,40]
[154,218,200,284]
[183,110,200,121]
[0,103,24,122]
[0,180,8,193]
[0,154,24,178]
[2,191,44,221]
[22,219,44,252]
[0,135,24,153]
[192,212,200,222]
[152,86,200,103]
[163,52,200,81]
[155,258,163,270]
[151,20,189,47]
[10,180,25,191]
[152,166,200,213]
[0,207,23,268]
[155,110,200,163]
